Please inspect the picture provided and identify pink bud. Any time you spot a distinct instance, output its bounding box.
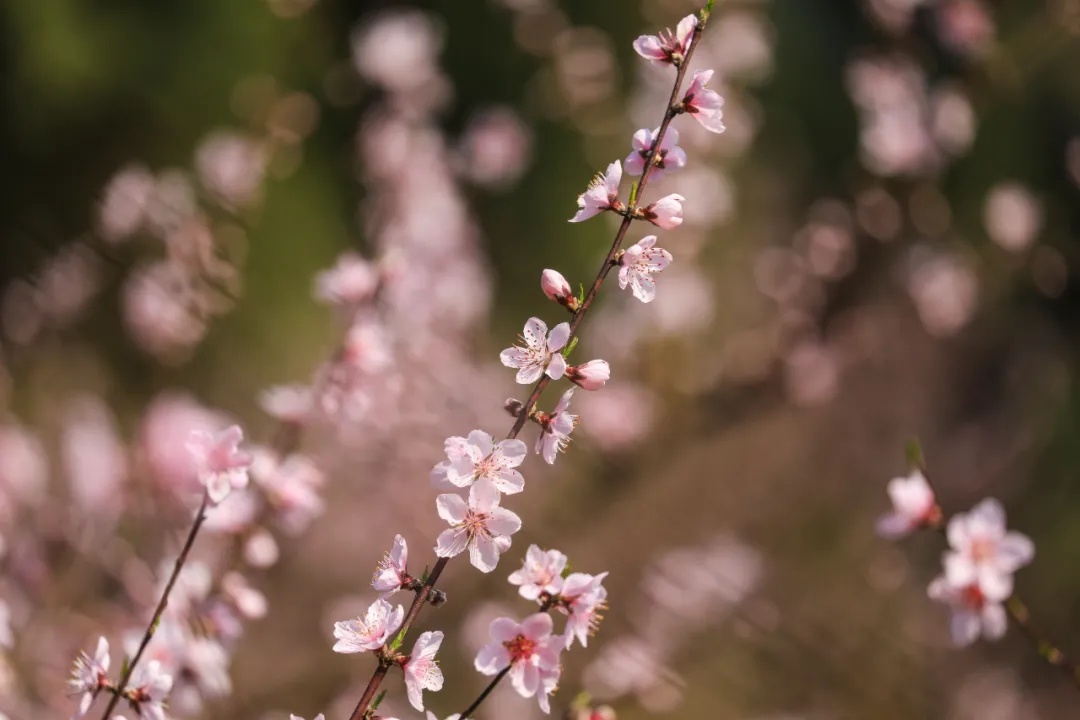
[541,268,579,311]
[642,194,685,230]
[567,359,610,391]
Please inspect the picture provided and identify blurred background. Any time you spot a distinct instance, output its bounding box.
[2,0,1080,718]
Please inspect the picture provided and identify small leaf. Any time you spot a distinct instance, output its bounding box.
[562,337,579,358]
[905,439,925,470]
[561,562,573,579]
[629,180,640,207]
[420,565,430,584]
[372,689,387,710]
[390,625,408,652]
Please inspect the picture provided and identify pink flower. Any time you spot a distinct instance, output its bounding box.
[681,69,726,133]
[508,545,568,601]
[624,127,687,180]
[570,161,623,223]
[500,317,571,384]
[258,385,313,423]
[372,534,409,595]
[944,498,1034,599]
[537,389,577,465]
[126,660,173,720]
[541,269,576,310]
[474,613,564,714]
[314,251,379,307]
[566,360,610,391]
[290,715,325,720]
[618,236,673,303]
[403,630,444,711]
[185,425,253,504]
[875,470,939,539]
[641,194,685,230]
[558,572,608,648]
[435,479,522,572]
[437,430,528,494]
[332,598,405,653]
[431,435,473,491]
[632,14,697,66]
[69,636,110,716]
[927,573,1009,646]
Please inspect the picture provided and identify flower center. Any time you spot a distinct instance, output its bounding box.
[462,510,490,538]
[960,583,985,609]
[504,633,537,662]
[970,537,996,562]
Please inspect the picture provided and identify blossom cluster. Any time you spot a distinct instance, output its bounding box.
[877,469,1035,647]
[320,8,726,719]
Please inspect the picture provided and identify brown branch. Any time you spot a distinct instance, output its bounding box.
[98,494,210,719]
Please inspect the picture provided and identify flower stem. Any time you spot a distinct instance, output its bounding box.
[457,665,511,719]
[346,9,712,718]
[98,493,211,720]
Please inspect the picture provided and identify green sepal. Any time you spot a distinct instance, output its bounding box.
[905,438,925,471]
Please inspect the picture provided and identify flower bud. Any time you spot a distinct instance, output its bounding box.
[642,193,685,230]
[566,359,610,391]
[504,398,525,417]
[541,268,579,311]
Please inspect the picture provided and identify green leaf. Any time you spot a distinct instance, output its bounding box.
[561,562,573,579]
[577,283,586,305]
[562,336,579,358]
[628,180,640,207]
[372,689,387,710]
[420,565,430,583]
[389,625,408,652]
[905,439,925,470]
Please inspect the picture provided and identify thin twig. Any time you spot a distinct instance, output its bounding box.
[458,666,511,719]
[98,494,211,719]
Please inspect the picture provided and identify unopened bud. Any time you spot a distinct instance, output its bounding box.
[428,589,448,607]
[566,359,610,391]
[504,398,525,417]
[541,269,579,311]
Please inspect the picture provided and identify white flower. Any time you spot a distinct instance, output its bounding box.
[558,572,608,648]
[475,613,563,714]
[641,193,685,230]
[499,317,571,384]
[372,534,409,595]
[570,161,623,223]
[618,236,672,303]
[508,545,567,601]
[435,479,522,573]
[436,430,528,494]
[69,636,110,717]
[944,498,1034,599]
[536,389,577,465]
[185,424,253,504]
[875,470,938,539]
[126,660,172,720]
[681,69,726,133]
[403,631,444,711]
[632,14,697,66]
[332,599,405,653]
[624,127,687,180]
[566,359,610,391]
[928,573,1009,647]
